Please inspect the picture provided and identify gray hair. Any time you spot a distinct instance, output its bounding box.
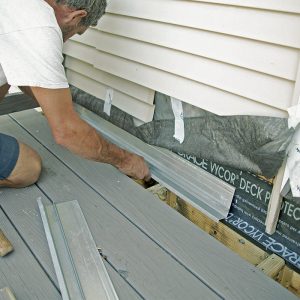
[56,0,107,26]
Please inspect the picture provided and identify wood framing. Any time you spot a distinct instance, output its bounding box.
[265,161,286,234]
[257,254,285,279]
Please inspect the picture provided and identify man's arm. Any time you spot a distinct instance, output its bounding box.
[0,84,10,101]
[27,86,150,180]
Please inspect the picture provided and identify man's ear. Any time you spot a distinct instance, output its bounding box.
[64,9,87,25]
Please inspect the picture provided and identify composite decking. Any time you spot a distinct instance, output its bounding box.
[0,109,298,299]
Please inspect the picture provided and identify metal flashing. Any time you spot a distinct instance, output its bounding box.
[75,104,235,220]
[38,199,119,300]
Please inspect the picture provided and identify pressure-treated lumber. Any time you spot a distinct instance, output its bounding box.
[265,161,286,234]
[257,254,285,279]
[147,184,168,202]
[10,109,298,300]
[289,272,300,296]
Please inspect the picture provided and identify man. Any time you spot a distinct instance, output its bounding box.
[0,0,150,188]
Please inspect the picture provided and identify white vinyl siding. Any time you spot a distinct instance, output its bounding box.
[63,0,300,118]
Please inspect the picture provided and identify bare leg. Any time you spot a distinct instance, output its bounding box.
[0,142,42,188]
[0,85,42,188]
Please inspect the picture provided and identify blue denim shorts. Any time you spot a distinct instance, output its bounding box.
[0,133,19,180]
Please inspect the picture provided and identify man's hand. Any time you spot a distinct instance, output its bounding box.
[117,153,150,181]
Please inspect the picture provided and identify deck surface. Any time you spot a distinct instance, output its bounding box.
[0,109,297,300]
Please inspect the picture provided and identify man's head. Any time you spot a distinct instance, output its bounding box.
[50,0,107,41]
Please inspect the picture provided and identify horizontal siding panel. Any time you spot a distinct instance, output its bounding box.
[66,69,155,122]
[97,14,298,81]
[292,62,300,105]
[91,49,287,117]
[65,56,154,105]
[107,0,300,48]
[189,0,300,13]
[63,40,289,116]
[64,40,94,65]
[73,32,294,110]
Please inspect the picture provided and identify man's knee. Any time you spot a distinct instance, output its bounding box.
[0,142,42,188]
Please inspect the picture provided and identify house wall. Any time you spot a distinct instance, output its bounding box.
[63,0,300,119]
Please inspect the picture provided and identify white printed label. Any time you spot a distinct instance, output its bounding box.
[171,97,185,144]
[104,88,113,116]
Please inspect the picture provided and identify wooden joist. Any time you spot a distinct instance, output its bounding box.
[257,254,285,279]
[265,161,286,234]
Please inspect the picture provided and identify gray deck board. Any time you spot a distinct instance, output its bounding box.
[0,188,57,285]
[1,114,220,300]
[9,109,298,300]
[0,94,38,116]
[0,119,144,300]
[0,209,61,299]
[0,185,142,300]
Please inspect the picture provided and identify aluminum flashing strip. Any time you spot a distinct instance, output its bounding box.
[75,104,235,220]
[37,199,119,300]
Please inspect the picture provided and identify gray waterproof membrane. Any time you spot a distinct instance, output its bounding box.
[71,86,294,178]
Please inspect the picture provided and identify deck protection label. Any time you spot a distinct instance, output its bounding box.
[177,152,300,271]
